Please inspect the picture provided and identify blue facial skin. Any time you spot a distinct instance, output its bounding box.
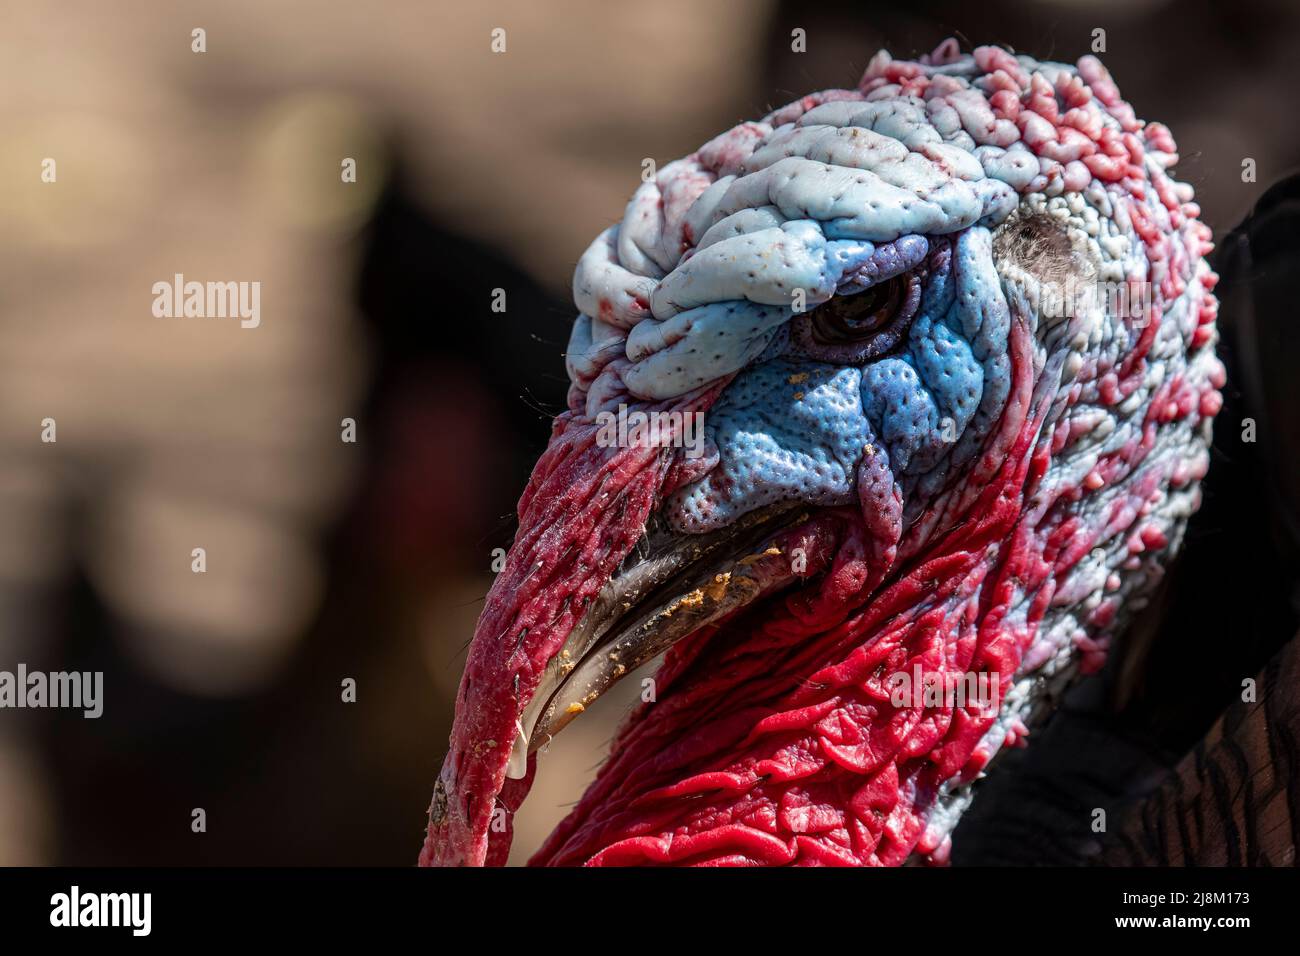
[669,359,872,532]
[665,228,1012,533]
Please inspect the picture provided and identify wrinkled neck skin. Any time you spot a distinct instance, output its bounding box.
[422,43,1222,867]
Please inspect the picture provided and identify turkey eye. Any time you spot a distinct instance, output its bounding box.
[788,269,923,365]
[809,277,904,345]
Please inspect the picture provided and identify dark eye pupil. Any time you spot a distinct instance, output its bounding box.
[809,277,903,344]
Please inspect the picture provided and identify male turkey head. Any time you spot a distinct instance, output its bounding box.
[421,40,1222,867]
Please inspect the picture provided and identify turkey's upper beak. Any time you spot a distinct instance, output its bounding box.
[504,504,833,778]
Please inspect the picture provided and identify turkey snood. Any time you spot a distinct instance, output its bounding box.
[421,40,1223,867]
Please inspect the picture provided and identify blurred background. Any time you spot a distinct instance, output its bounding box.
[0,0,1297,865]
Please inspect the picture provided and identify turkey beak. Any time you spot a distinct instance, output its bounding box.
[505,505,835,778]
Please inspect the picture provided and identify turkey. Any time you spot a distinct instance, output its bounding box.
[421,39,1222,867]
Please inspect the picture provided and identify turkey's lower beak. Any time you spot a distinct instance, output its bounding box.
[505,505,828,778]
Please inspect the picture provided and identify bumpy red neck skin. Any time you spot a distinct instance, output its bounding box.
[422,41,1223,867]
